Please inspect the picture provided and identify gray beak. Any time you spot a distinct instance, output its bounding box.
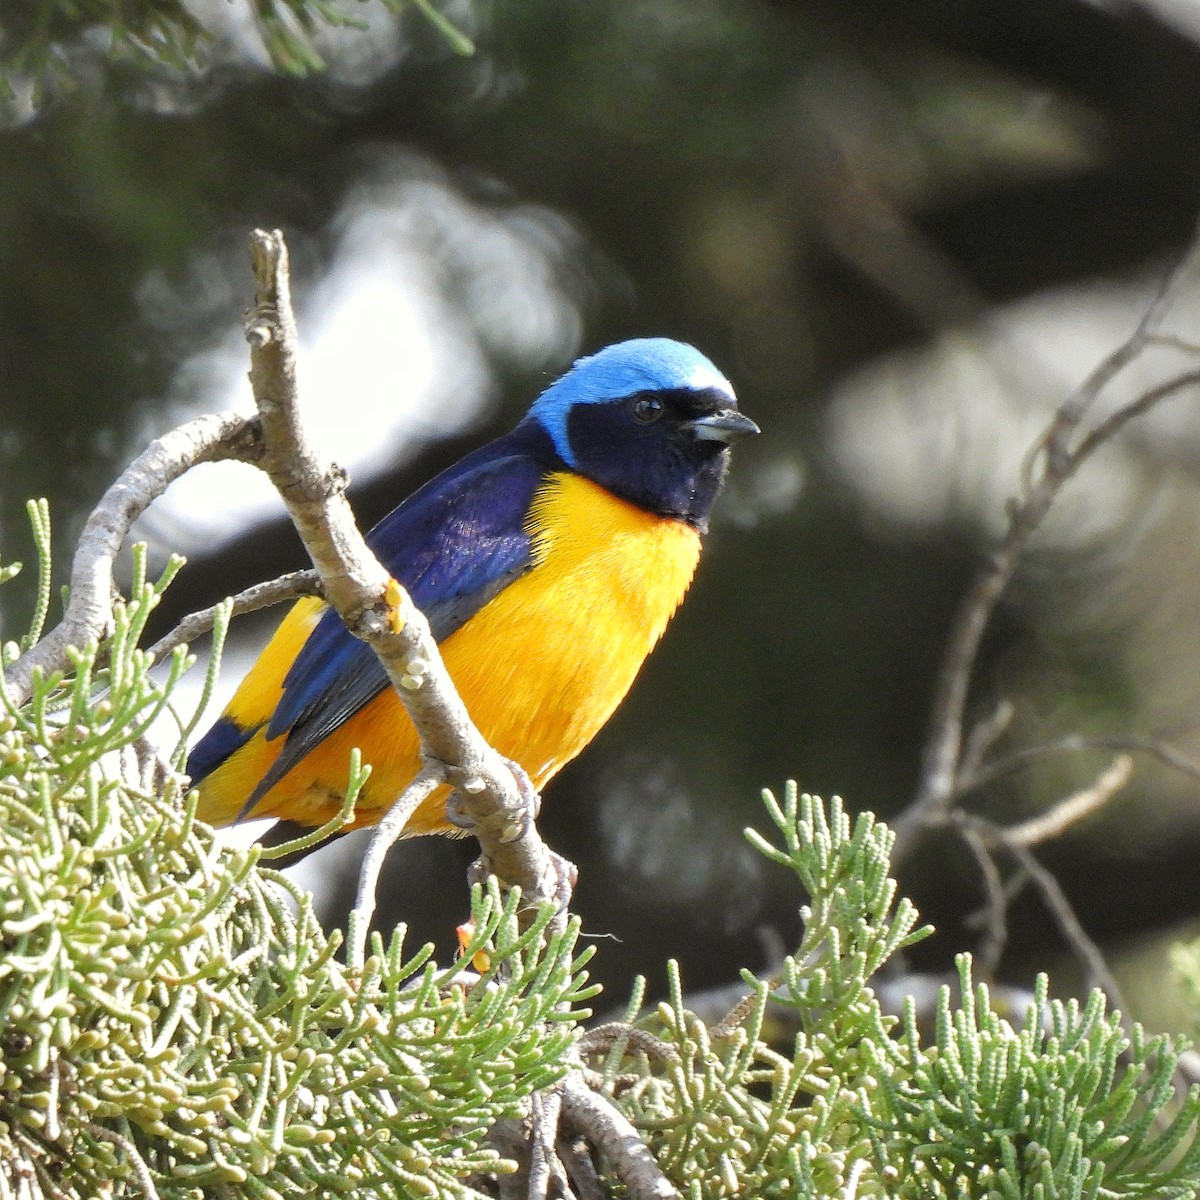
[686,410,761,444]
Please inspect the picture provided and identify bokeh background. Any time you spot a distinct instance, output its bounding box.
[5,0,1200,1025]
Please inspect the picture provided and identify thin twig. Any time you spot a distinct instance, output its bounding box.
[1072,368,1200,462]
[559,1073,679,1200]
[578,1024,678,1065]
[3,411,260,707]
[241,229,571,972]
[527,1087,570,1200]
[962,815,1129,1017]
[145,569,321,663]
[1005,754,1133,848]
[957,824,1008,977]
[957,698,1016,790]
[960,731,1200,794]
[348,765,443,964]
[711,989,766,1041]
[1008,838,1130,1016]
[1147,331,1200,355]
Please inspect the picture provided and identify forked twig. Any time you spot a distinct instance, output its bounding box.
[960,813,1130,1017]
[145,569,321,663]
[559,1073,679,1200]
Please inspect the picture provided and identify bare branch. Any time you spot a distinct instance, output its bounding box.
[348,766,443,965]
[1072,368,1200,463]
[1033,230,1200,471]
[527,1088,571,1200]
[241,229,571,970]
[578,1024,678,1065]
[1009,838,1129,1014]
[3,411,260,707]
[559,1073,679,1200]
[145,569,321,663]
[957,824,1008,977]
[962,815,1129,1016]
[1005,754,1133,848]
[895,230,1200,858]
[927,754,1134,1024]
[957,698,1016,789]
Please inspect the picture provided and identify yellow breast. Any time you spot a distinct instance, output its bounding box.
[442,470,703,784]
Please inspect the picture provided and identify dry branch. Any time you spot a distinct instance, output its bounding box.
[958,823,1008,977]
[961,731,1200,794]
[559,1073,680,1200]
[3,411,261,707]
[1005,754,1133,848]
[145,568,321,663]
[959,812,1130,1015]
[895,229,1200,859]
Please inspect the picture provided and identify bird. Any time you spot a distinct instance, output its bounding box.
[186,337,758,840]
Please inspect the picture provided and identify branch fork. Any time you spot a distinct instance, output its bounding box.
[898,230,1200,855]
[887,224,1200,1018]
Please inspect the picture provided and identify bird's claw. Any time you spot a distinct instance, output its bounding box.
[547,849,578,910]
[444,790,476,831]
[499,756,541,841]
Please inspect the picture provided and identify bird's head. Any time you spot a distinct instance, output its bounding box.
[525,338,759,530]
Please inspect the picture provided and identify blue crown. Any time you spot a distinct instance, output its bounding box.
[528,338,735,467]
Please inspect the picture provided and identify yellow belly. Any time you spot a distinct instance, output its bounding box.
[196,472,702,835]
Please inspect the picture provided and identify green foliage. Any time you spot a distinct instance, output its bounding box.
[0,0,472,107]
[0,0,204,96]
[880,962,1200,1199]
[592,785,1200,1199]
[1175,937,1200,1053]
[1,502,1197,1199]
[0,518,596,1198]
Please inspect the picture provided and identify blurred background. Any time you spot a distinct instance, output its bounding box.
[5,0,1200,1027]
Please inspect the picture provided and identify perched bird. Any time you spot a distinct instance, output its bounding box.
[187,338,758,838]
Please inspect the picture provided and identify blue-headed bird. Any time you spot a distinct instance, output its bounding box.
[187,338,758,838]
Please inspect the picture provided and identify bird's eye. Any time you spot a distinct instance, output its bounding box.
[630,394,664,424]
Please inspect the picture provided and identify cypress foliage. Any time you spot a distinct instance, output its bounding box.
[1,508,1197,1197]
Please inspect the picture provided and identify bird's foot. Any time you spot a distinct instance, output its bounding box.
[444,790,474,831]
[466,847,577,911]
[444,757,541,840]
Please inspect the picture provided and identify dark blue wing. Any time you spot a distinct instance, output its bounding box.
[241,450,547,810]
[187,715,257,784]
